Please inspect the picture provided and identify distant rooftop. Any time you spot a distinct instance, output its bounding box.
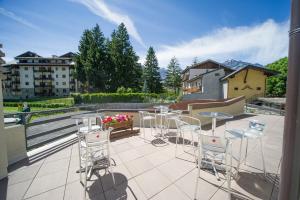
[223,59,263,70]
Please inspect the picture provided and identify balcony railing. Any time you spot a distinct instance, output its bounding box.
[11,71,20,76]
[33,69,54,73]
[34,77,53,80]
[34,84,52,88]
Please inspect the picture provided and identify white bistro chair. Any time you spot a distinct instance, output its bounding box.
[81,128,115,199]
[138,111,156,141]
[174,116,201,159]
[225,119,266,176]
[194,134,232,200]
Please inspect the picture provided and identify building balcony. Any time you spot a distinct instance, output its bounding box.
[11,80,20,84]
[33,69,54,73]
[183,87,201,93]
[11,88,21,92]
[11,71,20,76]
[34,84,52,88]
[34,76,53,80]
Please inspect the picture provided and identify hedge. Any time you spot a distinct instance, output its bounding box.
[71,93,160,104]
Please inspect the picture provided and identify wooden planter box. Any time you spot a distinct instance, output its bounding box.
[103,117,139,139]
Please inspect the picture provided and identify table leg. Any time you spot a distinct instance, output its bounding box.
[212,117,216,136]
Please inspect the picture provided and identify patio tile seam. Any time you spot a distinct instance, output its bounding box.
[62,143,74,200]
[21,158,47,200]
[23,185,64,200]
[154,165,196,197]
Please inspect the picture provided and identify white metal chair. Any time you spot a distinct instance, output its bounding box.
[194,134,232,200]
[225,119,266,176]
[174,116,201,158]
[138,111,156,141]
[82,128,115,199]
[166,110,183,132]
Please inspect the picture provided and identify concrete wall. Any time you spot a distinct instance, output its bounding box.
[4,125,27,165]
[189,97,245,125]
[227,68,267,99]
[102,96,245,129]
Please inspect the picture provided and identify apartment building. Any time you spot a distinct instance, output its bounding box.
[1,51,77,99]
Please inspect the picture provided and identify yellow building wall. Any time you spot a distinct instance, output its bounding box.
[227,69,267,99]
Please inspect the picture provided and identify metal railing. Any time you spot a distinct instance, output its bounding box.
[4,104,157,151]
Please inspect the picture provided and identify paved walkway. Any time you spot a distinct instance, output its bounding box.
[0,114,283,200]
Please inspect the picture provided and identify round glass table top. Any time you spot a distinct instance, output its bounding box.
[198,112,233,119]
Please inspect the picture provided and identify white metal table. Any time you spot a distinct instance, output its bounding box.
[199,112,233,135]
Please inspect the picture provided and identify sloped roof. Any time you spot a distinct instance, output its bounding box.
[0,57,5,65]
[220,65,278,81]
[60,52,76,58]
[182,59,233,74]
[15,51,41,58]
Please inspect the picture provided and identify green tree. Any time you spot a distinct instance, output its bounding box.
[108,23,142,91]
[266,57,288,97]
[165,57,182,94]
[75,24,110,92]
[143,47,163,93]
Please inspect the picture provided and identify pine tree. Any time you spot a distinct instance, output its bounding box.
[165,57,182,94]
[143,47,163,93]
[75,24,110,92]
[108,23,142,91]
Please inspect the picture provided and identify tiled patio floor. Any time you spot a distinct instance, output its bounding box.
[0,114,283,200]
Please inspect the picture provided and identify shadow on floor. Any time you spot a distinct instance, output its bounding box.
[88,172,129,200]
[234,171,279,200]
[0,178,7,200]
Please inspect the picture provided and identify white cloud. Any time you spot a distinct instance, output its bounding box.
[0,7,41,31]
[154,19,289,67]
[71,0,145,47]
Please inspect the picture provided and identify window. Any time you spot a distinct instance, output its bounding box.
[215,73,220,76]
[234,87,239,91]
[56,82,58,86]
[25,74,28,78]
[63,89,66,93]
[257,87,261,91]
[56,74,58,78]
[62,67,66,71]
[62,82,66,85]
[25,82,29,86]
[56,89,59,92]
[56,67,58,70]
[62,74,66,78]
[24,67,28,70]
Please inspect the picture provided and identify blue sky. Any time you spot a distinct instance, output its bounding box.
[0,0,290,67]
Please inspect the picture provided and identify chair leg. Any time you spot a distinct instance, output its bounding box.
[236,138,244,173]
[84,159,88,200]
[259,138,267,177]
[194,151,201,200]
[245,138,249,164]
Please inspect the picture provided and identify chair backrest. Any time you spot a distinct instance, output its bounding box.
[199,134,229,154]
[249,120,265,132]
[160,106,169,114]
[84,128,113,147]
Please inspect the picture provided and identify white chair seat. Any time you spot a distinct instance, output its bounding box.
[79,125,101,133]
[143,116,155,120]
[180,124,200,131]
[244,128,263,138]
